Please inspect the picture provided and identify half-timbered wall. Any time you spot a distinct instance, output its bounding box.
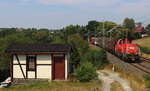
[13,55,26,78]
[12,54,69,80]
[36,55,52,79]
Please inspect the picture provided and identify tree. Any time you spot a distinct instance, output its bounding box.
[86,21,118,37]
[104,21,117,31]
[0,28,17,37]
[32,31,50,43]
[68,34,89,55]
[81,49,107,69]
[68,34,89,71]
[77,26,87,39]
[123,18,137,39]
[64,25,78,35]
[86,20,99,37]
[123,18,135,30]
[145,24,150,31]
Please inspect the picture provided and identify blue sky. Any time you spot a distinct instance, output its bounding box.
[0,0,150,29]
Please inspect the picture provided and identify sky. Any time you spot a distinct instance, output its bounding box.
[0,0,150,29]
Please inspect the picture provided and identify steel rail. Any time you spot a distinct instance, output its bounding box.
[130,63,150,74]
[140,57,150,63]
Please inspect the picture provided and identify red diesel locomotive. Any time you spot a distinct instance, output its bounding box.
[91,37,140,61]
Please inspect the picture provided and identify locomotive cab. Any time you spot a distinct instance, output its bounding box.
[115,38,140,61]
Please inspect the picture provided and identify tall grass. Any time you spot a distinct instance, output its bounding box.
[104,64,145,91]
[144,75,150,88]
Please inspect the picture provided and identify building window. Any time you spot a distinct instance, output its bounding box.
[27,56,36,71]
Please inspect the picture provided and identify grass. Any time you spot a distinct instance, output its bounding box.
[110,81,124,91]
[141,53,150,59]
[133,37,150,59]
[133,37,150,49]
[0,81,102,91]
[144,75,150,88]
[104,64,145,91]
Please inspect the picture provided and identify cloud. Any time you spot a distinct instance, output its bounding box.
[38,0,120,6]
[39,0,74,4]
[14,0,150,22]
[117,0,150,16]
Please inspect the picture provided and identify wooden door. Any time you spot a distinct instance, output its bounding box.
[53,56,65,80]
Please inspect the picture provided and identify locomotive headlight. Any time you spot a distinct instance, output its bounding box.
[129,47,134,49]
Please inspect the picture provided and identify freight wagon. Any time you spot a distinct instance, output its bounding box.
[91,37,140,62]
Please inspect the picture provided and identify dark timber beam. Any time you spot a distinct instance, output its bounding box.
[10,54,13,81]
[35,54,37,79]
[26,54,28,79]
[15,54,26,78]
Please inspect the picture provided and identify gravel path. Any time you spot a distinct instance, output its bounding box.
[97,70,132,91]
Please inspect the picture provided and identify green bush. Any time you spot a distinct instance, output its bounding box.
[74,61,98,82]
[81,49,108,69]
[140,47,150,54]
[144,75,150,88]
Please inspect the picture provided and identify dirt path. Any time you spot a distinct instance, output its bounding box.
[97,70,132,91]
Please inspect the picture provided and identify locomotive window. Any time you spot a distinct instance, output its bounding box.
[27,56,36,71]
[119,40,124,44]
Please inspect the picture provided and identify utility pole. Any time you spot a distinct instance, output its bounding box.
[88,29,90,43]
[102,20,105,48]
[94,26,96,37]
[126,28,128,38]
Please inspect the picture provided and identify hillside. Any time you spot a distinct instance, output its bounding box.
[133,37,150,49]
[133,37,150,58]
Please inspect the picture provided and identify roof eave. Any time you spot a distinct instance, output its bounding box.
[7,51,69,55]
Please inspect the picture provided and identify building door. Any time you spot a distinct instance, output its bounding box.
[53,56,65,80]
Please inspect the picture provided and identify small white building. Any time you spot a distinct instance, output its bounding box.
[6,44,70,80]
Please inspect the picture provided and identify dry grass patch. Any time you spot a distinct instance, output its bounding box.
[141,53,150,59]
[0,81,102,91]
[110,81,124,91]
[105,64,145,91]
[133,37,150,48]
[119,71,145,91]
[133,37,150,59]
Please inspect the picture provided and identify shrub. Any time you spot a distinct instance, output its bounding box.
[140,47,150,54]
[81,49,108,69]
[144,75,150,88]
[74,61,98,82]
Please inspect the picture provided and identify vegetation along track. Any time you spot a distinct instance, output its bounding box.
[130,57,150,74]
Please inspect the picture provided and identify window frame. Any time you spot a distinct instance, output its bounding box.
[26,56,36,71]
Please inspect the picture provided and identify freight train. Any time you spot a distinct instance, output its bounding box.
[90,37,140,62]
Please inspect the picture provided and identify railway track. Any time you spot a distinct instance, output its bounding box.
[93,44,150,75]
[109,50,150,74]
[140,57,150,63]
[107,49,150,75]
[130,57,150,74]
